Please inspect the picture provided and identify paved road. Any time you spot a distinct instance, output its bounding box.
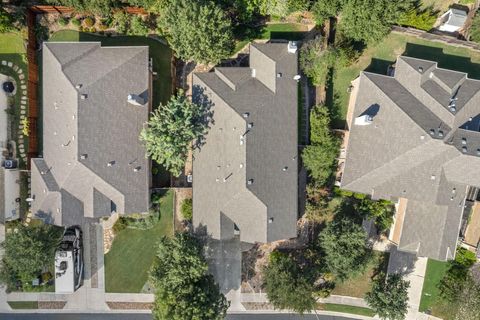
[0,313,363,320]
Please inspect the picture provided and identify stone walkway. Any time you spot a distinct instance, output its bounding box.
[1,60,28,165]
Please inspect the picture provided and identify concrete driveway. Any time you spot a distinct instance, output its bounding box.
[204,236,245,311]
[388,247,428,320]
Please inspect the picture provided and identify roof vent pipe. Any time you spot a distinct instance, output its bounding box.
[288,41,298,54]
[127,94,145,106]
[354,115,372,126]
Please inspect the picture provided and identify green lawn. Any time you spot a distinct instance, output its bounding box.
[7,301,39,309]
[419,259,450,313]
[104,189,174,293]
[235,23,308,53]
[331,251,389,298]
[0,32,29,170]
[322,303,375,317]
[49,30,172,108]
[331,32,480,127]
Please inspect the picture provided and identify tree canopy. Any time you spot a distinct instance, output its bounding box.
[302,105,339,186]
[140,89,210,177]
[0,6,14,33]
[311,0,343,24]
[150,232,228,320]
[263,251,317,313]
[45,0,117,16]
[365,273,410,320]
[318,214,371,281]
[157,0,235,64]
[0,224,62,288]
[356,198,395,232]
[340,0,413,43]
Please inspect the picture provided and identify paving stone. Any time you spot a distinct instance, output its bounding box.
[13,65,18,71]
[1,61,6,66]
[20,110,26,115]
[7,62,12,67]
[18,69,23,74]
[19,74,24,80]
[22,90,26,95]
[21,85,26,90]
[21,96,27,100]
[21,100,26,105]
[20,80,25,84]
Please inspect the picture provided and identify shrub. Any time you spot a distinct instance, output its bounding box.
[111,11,129,34]
[356,198,395,232]
[181,198,193,221]
[112,217,127,234]
[58,17,69,26]
[98,23,108,31]
[397,8,436,31]
[71,18,81,27]
[83,17,95,27]
[129,15,149,36]
[89,27,96,33]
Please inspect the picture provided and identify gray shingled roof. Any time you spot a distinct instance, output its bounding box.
[341,55,480,261]
[31,42,150,226]
[192,43,298,243]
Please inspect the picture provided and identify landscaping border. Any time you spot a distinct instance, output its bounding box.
[392,25,480,53]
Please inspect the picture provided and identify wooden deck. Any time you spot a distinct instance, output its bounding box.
[390,198,408,245]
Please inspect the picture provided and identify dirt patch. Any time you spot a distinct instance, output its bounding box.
[106,302,153,310]
[242,302,275,310]
[38,301,66,309]
[173,187,192,231]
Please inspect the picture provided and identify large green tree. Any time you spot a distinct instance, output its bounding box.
[318,214,371,281]
[356,198,395,232]
[158,0,234,64]
[340,0,413,43]
[302,105,339,186]
[45,0,116,15]
[0,224,62,287]
[311,0,344,24]
[365,273,410,320]
[263,251,317,313]
[140,89,209,177]
[150,232,228,320]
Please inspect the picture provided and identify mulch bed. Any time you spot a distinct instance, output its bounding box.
[38,301,66,309]
[106,302,153,310]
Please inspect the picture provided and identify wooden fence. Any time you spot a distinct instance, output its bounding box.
[26,8,39,169]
